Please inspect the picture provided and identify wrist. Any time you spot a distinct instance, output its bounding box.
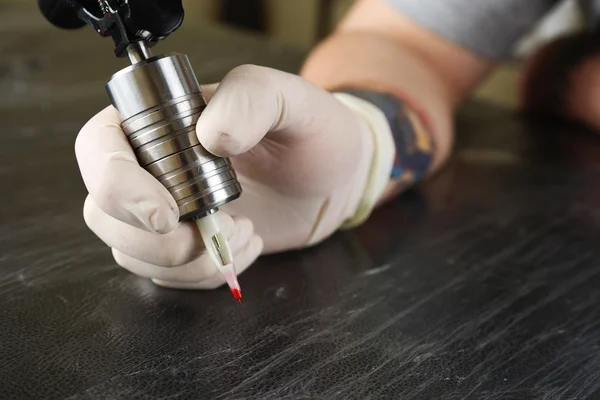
[329,92,395,229]
[333,88,436,227]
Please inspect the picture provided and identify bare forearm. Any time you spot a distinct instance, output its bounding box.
[299,0,493,203]
[300,31,453,202]
[301,30,453,171]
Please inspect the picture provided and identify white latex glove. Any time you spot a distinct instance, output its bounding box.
[75,65,394,289]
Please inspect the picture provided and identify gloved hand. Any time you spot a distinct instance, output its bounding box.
[75,65,394,289]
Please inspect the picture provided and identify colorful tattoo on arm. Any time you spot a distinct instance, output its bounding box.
[337,88,436,189]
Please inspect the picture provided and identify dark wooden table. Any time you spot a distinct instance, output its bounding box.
[2,3,600,399]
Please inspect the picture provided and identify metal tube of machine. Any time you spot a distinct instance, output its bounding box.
[106,43,242,222]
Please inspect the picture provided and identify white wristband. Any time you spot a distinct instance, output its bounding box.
[332,92,396,229]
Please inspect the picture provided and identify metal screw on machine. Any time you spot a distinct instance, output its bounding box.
[106,42,242,222]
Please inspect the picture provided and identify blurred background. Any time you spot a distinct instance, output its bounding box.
[180,0,587,108]
[0,0,589,107]
[183,0,584,51]
[182,0,354,48]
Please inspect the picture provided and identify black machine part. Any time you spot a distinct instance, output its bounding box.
[38,0,184,58]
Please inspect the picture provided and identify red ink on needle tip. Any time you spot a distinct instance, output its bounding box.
[230,288,242,304]
[221,263,242,304]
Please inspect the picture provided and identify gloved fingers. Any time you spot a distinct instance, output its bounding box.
[200,83,219,102]
[110,216,259,287]
[196,64,348,158]
[83,195,237,267]
[151,235,263,290]
[75,106,179,234]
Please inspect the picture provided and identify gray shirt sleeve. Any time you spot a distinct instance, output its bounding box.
[383,0,559,59]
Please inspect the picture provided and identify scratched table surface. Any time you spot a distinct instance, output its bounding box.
[2,3,600,400]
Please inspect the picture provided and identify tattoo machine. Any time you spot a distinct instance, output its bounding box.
[38,0,244,302]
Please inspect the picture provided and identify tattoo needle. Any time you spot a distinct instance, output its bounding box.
[195,212,242,303]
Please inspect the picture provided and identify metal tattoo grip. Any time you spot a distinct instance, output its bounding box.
[106,48,242,222]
